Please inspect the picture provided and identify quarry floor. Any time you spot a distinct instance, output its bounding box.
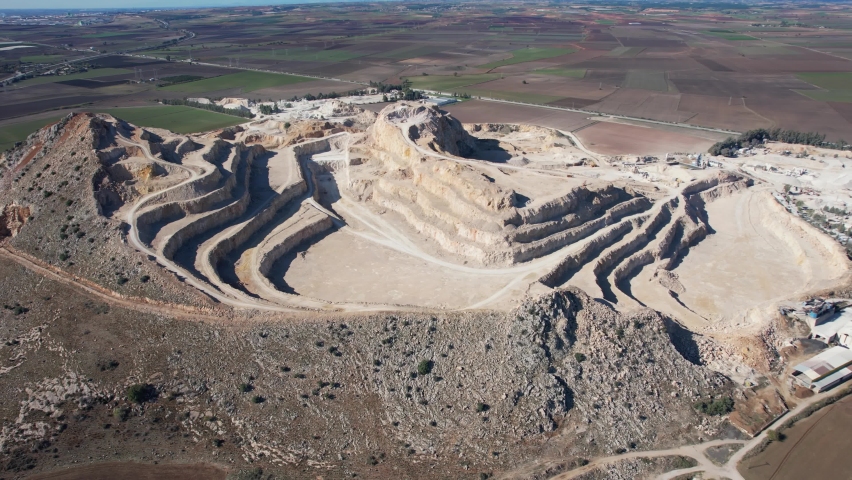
[629,187,847,332]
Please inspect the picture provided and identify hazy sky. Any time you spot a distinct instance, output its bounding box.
[1,0,355,9]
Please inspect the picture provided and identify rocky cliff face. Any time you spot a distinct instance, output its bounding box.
[383,103,478,157]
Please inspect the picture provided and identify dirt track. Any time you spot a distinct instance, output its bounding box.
[544,385,851,480]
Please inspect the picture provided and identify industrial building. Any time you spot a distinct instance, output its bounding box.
[790,345,852,393]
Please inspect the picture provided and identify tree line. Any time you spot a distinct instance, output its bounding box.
[709,128,848,157]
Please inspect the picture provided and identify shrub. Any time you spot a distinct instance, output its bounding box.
[417,360,433,375]
[117,277,129,285]
[140,275,150,283]
[113,406,130,421]
[574,353,587,363]
[694,396,735,416]
[766,429,785,442]
[98,359,119,371]
[127,383,157,403]
[476,402,490,413]
[251,395,265,404]
[238,383,253,393]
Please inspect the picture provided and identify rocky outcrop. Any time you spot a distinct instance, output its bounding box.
[0,204,30,239]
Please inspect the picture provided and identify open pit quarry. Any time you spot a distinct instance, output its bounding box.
[0,102,848,324]
[0,102,851,480]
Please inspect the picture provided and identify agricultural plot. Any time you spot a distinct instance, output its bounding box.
[607,46,645,57]
[797,72,852,91]
[405,74,501,91]
[622,70,670,92]
[159,71,311,94]
[0,116,64,151]
[454,88,565,105]
[93,106,245,134]
[705,30,757,41]
[17,68,132,87]
[477,47,577,69]
[19,55,67,64]
[534,68,586,78]
[737,45,798,56]
[796,72,852,103]
[798,90,852,103]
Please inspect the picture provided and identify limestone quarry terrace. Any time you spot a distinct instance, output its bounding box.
[0,101,847,319]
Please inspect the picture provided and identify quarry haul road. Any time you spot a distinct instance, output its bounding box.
[112,112,694,313]
[0,246,220,323]
[117,124,609,312]
[544,385,848,480]
[121,133,424,313]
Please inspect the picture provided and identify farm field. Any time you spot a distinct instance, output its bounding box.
[17,68,132,87]
[2,1,852,143]
[159,71,312,94]
[404,74,501,91]
[0,115,64,151]
[739,395,852,480]
[534,67,587,78]
[574,121,721,155]
[92,106,246,134]
[705,29,757,41]
[478,47,578,69]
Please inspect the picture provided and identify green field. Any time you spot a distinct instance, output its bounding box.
[0,116,64,152]
[796,73,852,102]
[596,19,616,25]
[405,74,501,91]
[94,106,246,134]
[18,68,131,86]
[705,30,757,41]
[796,89,852,103]
[534,68,586,78]
[797,72,852,91]
[159,71,311,94]
[478,47,577,69]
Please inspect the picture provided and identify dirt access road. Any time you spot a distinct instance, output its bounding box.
[545,384,851,480]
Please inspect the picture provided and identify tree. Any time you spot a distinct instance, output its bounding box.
[783,184,792,193]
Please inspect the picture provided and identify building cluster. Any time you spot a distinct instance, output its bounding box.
[785,298,852,392]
